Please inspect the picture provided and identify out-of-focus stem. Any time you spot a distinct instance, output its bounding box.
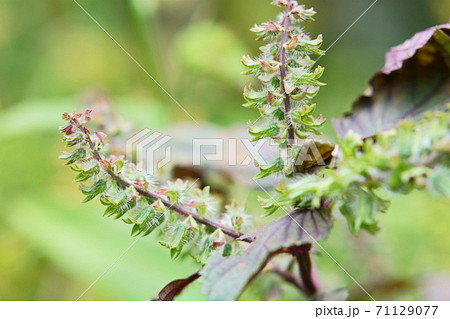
[271,265,307,295]
[122,0,165,99]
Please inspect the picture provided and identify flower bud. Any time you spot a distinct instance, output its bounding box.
[59,124,74,135]
[134,179,149,190]
[261,21,283,33]
[82,109,93,124]
[284,35,299,50]
[266,91,275,105]
[271,0,289,7]
[94,132,107,146]
[189,200,206,218]
[99,160,112,171]
[260,61,278,73]
[210,237,225,247]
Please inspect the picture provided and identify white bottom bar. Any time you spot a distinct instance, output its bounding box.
[1,301,450,319]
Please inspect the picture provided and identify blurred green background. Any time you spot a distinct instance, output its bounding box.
[0,0,449,300]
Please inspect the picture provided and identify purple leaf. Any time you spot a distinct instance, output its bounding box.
[333,24,450,139]
[200,208,332,300]
[156,271,201,301]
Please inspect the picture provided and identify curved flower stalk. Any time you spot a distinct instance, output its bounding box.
[59,110,252,262]
[242,0,326,178]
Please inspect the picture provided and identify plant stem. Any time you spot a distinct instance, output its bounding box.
[291,244,318,297]
[271,265,307,295]
[279,2,296,149]
[74,121,252,243]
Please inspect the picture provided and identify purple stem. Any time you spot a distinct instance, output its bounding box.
[291,244,318,297]
[279,3,296,149]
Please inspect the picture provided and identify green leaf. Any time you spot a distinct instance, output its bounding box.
[162,223,197,260]
[134,206,155,224]
[295,35,325,55]
[59,148,87,165]
[188,200,206,218]
[169,224,187,249]
[113,159,123,174]
[103,193,136,219]
[142,212,165,237]
[80,179,107,203]
[196,237,214,263]
[63,134,83,147]
[296,46,325,56]
[291,66,326,87]
[129,206,155,236]
[241,55,261,73]
[339,187,390,235]
[243,86,269,108]
[333,24,450,139]
[131,223,141,237]
[74,166,100,182]
[170,246,183,260]
[201,208,332,300]
[249,23,274,41]
[254,157,284,179]
[290,90,308,101]
[222,243,232,257]
[248,123,279,141]
[258,193,291,216]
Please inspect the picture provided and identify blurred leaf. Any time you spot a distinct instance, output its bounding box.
[316,288,349,301]
[0,97,168,140]
[333,24,450,139]
[129,0,159,17]
[1,195,204,300]
[157,270,201,301]
[339,187,389,235]
[0,99,74,139]
[174,21,245,85]
[429,166,450,197]
[25,24,132,99]
[201,208,332,300]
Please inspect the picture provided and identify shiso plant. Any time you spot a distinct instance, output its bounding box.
[59,1,450,300]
